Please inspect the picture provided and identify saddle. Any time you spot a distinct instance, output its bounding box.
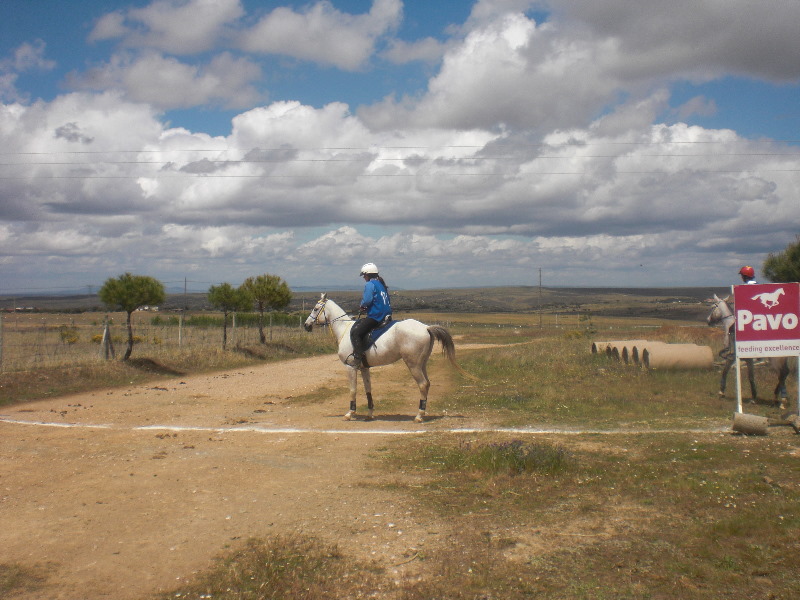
[364,317,397,350]
[347,317,397,369]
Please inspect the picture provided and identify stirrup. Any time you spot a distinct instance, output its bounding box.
[344,353,362,368]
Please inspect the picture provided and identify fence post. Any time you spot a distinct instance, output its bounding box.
[101,315,116,360]
[0,314,3,373]
[178,311,184,347]
[232,312,237,346]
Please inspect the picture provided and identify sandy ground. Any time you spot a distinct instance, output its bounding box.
[0,352,473,600]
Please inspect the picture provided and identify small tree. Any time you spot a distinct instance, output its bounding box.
[763,235,800,283]
[240,274,292,344]
[98,273,166,360]
[208,283,251,349]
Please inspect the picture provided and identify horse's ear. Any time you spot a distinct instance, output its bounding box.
[712,294,720,301]
[320,292,327,300]
[723,295,731,302]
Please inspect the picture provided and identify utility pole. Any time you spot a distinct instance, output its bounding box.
[538,268,543,329]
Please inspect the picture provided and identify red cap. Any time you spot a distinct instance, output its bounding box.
[739,266,755,278]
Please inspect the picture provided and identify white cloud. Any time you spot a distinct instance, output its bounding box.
[2,83,799,289]
[382,37,448,65]
[360,13,620,131]
[0,40,55,102]
[545,0,800,81]
[89,0,244,55]
[7,40,56,72]
[239,0,402,70]
[66,51,263,110]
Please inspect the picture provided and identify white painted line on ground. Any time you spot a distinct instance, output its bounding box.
[0,416,727,435]
[0,417,112,429]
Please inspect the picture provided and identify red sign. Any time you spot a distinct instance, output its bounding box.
[734,282,800,357]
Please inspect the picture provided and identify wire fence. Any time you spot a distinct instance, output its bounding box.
[0,310,307,373]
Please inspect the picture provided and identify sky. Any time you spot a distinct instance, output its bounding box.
[1,0,799,295]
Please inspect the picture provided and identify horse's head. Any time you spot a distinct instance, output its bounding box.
[303,293,328,332]
[706,294,732,327]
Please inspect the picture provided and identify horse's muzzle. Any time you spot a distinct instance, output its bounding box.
[303,323,313,332]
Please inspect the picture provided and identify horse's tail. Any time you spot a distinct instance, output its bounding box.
[427,325,479,381]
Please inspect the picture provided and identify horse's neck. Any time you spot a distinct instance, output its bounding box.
[719,301,734,323]
[718,301,735,347]
[324,300,353,338]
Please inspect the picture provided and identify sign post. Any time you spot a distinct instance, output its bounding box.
[733,282,800,415]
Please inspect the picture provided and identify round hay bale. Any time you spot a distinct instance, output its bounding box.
[642,344,713,370]
[732,412,769,435]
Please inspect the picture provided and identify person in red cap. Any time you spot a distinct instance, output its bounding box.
[738,265,757,284]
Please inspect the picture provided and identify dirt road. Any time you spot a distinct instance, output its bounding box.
[1,353,469,599]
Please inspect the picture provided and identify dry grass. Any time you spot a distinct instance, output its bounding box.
[0,315,335,406]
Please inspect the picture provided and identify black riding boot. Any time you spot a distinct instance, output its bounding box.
[348,317,377,367]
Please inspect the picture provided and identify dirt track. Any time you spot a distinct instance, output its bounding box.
[0,353,472,599]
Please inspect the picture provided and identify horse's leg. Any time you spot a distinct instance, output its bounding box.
[404,358,430,423]
[745,358,757,402]
[773,358,790,409]
[344,367,358,420]
[361,367,374,420]
[719,357,732,398]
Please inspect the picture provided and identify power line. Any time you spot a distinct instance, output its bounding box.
[1,138,799,157]
[2,152,799,166]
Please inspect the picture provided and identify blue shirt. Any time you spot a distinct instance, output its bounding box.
[361,279,391,321]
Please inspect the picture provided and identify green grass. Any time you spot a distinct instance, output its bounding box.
[448,324,789,430]
[154,536,386,600]
[371,432,800,599]
[0,563,46,597]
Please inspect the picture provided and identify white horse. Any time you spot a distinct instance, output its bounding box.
[303,293,472,422]
[706,294,792,408]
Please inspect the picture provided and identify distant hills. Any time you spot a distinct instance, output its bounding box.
[1,285,730,322]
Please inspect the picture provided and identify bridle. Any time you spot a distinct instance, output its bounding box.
[308,298,329,327]
[307,298,354,344]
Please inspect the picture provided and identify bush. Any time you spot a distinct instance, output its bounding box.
[58,326,79,345]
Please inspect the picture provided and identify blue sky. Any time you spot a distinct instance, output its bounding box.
[1,0,799,294]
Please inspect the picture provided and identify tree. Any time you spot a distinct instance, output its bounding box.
[208,283,251,349]
[763,236,800,283]
[240,274,292,344]
[98,273,165,360]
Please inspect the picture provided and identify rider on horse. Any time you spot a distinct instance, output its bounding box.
[346,263,392,368]
[739,265,757,285]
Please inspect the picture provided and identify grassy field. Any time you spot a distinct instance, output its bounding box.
[151,316,799,600]
[2,295,799,599]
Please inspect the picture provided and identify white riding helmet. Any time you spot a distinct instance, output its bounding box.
[360,262,379,276]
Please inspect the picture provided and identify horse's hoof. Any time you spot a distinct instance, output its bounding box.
[414,411,426,423]
[366,410,374,421]
[344,411,354,421]
[718,391,726,398]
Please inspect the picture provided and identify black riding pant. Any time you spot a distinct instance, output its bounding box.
[350,317,379,358]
